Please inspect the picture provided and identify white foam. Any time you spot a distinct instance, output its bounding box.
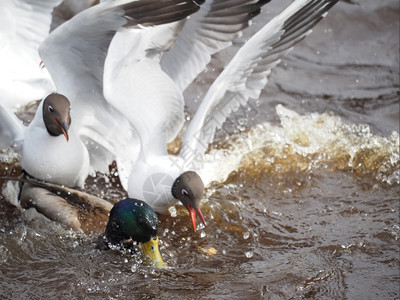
[200,105,399,186]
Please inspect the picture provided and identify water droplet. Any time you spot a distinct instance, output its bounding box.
[169,206,177,217]
[163,228,169,237]
[131,264,137,273]
[243,232,250,239]
[245,251,253,258]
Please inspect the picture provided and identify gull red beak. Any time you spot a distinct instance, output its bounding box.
[54,118,69,142]
[187,204,206,232]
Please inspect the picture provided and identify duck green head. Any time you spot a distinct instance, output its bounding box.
[105,198,167,269]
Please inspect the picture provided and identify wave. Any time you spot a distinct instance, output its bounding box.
[200,105,399,186]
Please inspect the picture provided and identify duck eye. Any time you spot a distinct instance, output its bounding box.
[182,189,189,196]
[48,105,54,112]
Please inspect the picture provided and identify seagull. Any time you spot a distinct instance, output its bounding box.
[0,0,204,188]
[0,0,61,111]
[104,0,339,231]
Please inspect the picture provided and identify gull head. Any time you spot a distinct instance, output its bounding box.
[172,171,206,232]
[42,93,71,142]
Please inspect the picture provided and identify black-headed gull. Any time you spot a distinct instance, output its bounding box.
[105,0,339,231]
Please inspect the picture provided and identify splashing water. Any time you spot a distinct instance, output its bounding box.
[201,105,399,186]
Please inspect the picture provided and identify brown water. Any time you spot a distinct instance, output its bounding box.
[1,1,399,299]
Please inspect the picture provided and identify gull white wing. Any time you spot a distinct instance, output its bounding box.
[160,0,270,92]
[39,1,134,174]
[104,23,186,162]
[102,0,204,186]
[0,105,25,149]
[0,0,61,109]
[181,0,339,169]
[1,0,62,51]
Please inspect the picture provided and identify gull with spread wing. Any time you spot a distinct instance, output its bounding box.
[105,0,339,232]
[112,0,273,193]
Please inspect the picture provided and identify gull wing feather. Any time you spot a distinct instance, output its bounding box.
[0,0,62,108]
[160,0,271,92]
[1,0,62,60]
[104,23,185,162]
[0,105,25,149]
[181,0,339,169]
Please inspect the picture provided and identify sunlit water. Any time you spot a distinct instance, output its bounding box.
[1,1,399,299]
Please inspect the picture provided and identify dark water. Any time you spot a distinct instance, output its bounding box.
[1,1,399,299]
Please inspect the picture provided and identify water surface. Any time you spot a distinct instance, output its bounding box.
[1,1,399,299]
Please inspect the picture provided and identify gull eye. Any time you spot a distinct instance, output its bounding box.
[182,189,189,196]
[48,105,54,112]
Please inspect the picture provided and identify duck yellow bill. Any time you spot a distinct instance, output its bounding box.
[141,237,168,269]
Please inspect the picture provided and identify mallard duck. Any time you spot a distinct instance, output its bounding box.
[18,176,167,269]
[100,198,168,269]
